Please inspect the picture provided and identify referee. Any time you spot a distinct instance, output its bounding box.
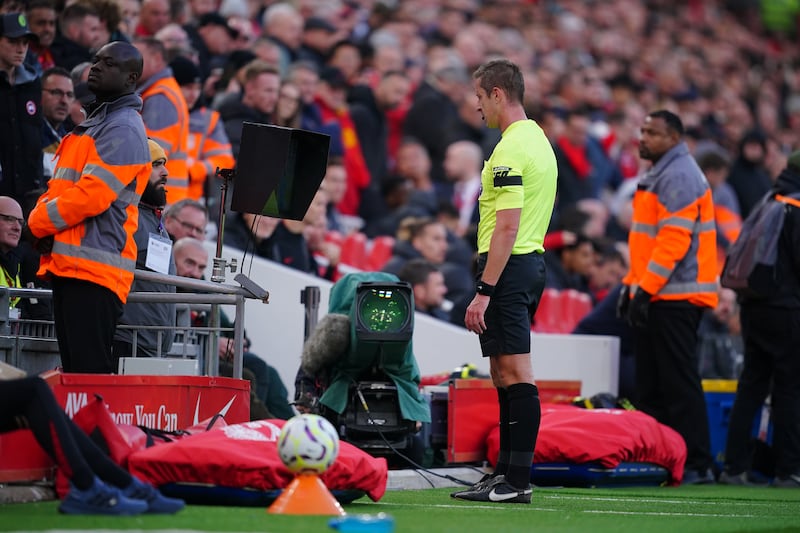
[452,59,557,504]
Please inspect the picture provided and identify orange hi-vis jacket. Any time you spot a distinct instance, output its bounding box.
[28,93,150,304]
[711,185,742,274]
[623,142,719,308]
[187,106,235,201]
[139,68,190,205]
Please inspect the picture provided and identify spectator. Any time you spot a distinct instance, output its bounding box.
[40,66,73,179]
[0,195,23,312]
[184,12,235,81]
[217,59,280,160]
[50,3,102,71]
[393,137,438,215]
[163,197,207,241]
[285,59,344,157]
[28,41,150,374]
[260,2,303,75]
[552,107,621,211]
[319,161,351,235]
[314,66,371,222]
[26,0,56,71]
[135,0,169,37]
[403,57,471,193]
[543,232,594,296]
[397,258,450,322]
[117,0,139,39]
[112,139,176,362]
[297,16,340,70]
[134,37,191,204]
[350,69,411,221]
[0,376,183,514]
[726,130,773,220]
[273,80,302,129]
[0,12,44,205]
[587,241,627,303]
[442,139,482,239]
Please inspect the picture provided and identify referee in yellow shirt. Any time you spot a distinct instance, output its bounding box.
[452,59,557,504]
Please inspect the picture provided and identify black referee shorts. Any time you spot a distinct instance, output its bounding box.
[476,252,546,357]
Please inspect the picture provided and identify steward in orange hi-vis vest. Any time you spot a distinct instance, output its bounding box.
[623,142,719,308]
[618,110,717,484]
[28,92,150,303]
[139,68,190,205]
[187,106,235,201]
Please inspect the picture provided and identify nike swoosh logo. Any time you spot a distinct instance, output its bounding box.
[488,488,527,502]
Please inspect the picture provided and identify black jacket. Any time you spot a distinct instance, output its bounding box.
[217,98,271,161]
[744,166,800,308]
[0,63,43,203]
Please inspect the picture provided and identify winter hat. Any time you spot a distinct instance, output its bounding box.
[169,56,201,87]
[148,139,167,164]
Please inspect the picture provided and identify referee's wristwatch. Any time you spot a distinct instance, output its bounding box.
[476,280,496,297]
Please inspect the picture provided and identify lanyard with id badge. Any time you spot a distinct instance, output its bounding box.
[145,232,173,274]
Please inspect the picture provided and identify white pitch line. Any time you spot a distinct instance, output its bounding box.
[541,494,775,507]
[374,501,560,512]
[583,510,757,518]
[373,501,763,519]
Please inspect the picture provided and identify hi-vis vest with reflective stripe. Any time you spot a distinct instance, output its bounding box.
[187,107,234,201]
[0,267,20,307]
[139,69,190,205]
[28,93,150,304]
[623,142,719,308]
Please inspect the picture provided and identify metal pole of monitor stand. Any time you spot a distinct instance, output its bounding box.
[212,167,237,283]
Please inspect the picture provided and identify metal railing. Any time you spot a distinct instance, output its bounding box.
[0,270,269,379]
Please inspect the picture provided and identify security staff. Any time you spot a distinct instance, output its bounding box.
[28,41,150,373]
[619,109,719,484]
[133,37,190,205]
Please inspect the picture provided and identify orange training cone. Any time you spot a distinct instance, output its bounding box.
[267,472,346,516]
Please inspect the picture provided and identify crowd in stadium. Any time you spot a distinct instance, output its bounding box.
[1,0,798,330]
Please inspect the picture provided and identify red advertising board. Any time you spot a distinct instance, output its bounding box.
[0,372,250,482]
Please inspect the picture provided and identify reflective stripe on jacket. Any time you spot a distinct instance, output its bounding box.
[139,69,190,204]
[187,107,234,201]
[623,142,719,308]
[28,93,150,303]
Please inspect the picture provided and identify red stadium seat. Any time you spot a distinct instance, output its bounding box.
[339,231,368,269]
[365,236,395,271]
[560,289,593,332]
[532,288,562,333]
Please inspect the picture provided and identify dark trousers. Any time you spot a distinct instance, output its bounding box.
[633,301,712,471]
[725,305,800,477]
[0,376,131,490]
[52,276,123,374]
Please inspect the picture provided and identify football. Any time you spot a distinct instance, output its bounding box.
[277,414,340,474]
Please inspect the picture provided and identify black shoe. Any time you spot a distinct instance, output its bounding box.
[450,473,499,498]
[682,468,715,485]
[452,477,532,504]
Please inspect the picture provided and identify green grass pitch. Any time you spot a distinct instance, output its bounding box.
[2,484,799,532]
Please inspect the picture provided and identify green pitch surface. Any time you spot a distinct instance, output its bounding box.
[2,485,799,533]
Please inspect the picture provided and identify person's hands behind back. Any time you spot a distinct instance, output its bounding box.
[627,288,652,328]
[615,285,630,319]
